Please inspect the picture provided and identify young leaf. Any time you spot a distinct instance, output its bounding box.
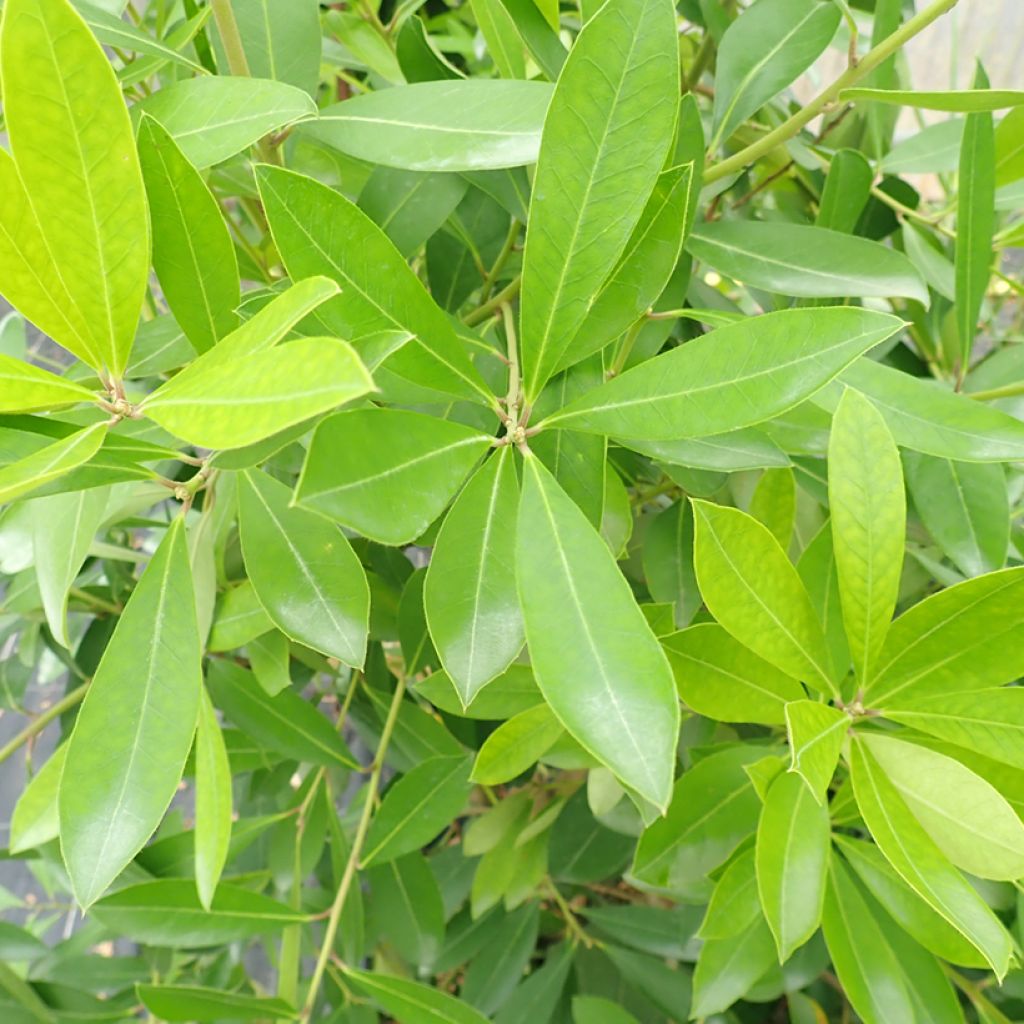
[755,771,830,961]
[692,501,837,695]
[295,409,493,546]
[9,743,66,854]
[59,518,202,907]
[424,448,524,706]
[194,686,232,911]
[0,355,95,414]
[470,703,564,785]
[1,0,149,378]
[0,420,107,506]
[516,454,679,810]
[519,0,679,400]
[238,469,369,668]
[828,387,905,684]
[785,700,849,804]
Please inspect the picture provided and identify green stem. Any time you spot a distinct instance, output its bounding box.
[704,0,962,185]
[609,318,647,378]
[0,683,89,765]
[302,677,407,1019]
[209,0,251,76]
[480,221,522,305]
[464,276,522,327]
[967,381,1024,402]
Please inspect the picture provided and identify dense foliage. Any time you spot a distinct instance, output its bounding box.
[0,0,1023,1021]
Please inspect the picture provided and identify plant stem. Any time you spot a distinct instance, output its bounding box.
[0,683,89,765]
[302,676,407,1019]
[967,381,1024,402]
[209,0,251,76]
[480,221,521,305]
[704,0,961,185]
[464,276,522,327]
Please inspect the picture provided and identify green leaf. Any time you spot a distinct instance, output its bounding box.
[59,518,201,907]
[137,116,240,355]
[692,500,836,695]
[344,967,490,1024]
[306,81,553,171]
[396,15,464,83]
[699,847,760,940]
[295,409,493,546]
[519,0,679,400]
[228,0,321,94]
[194,686,232,911]
[136,984,296,1022]
[755,771,830,961]
[849,735,1012,977]
[785,700,849,804]
[135,76,317,168]
[663,623,805,725]
[206,660,357,770]
[77,1,207,73]
[32,487,109,647]
[572,997,640,1024]
[493,944,572,1024]
[470,0,526,80]
[208,581,273,653]
[828,387,905,684]
[817,149,874,233]
[642,500,701,628]
[687,221,928,303]
[859,732,1024,882]
[690,914,777,1019]
[415,664,542,721]
[424,448,523,705]
[995,106,1024,186]
[541,308,904,440]
[840,87,1024,112]
[0,422,107,506]
[711,0,840,148]
[362,755,472,867]
[9,743,66,854]
[90,880,308,946]
[516,454,679,810]
[0,355,95,414]
[865,567,1024,705]
[462,902,540,1015]
[238,469,369,668]
[1,0,149,378]
[470,703,564,785]
[497,0,567,79]
[142,336,373,450]
[256,165,492,404]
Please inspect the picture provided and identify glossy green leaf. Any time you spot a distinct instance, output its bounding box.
[542,308,904,441]
[415,664,542,721]
[470,703,564,784]
[59,518,201,907]
[137,116,240,355]
[296,409,492,546]
[344,967,490,1024]
[306,81,553,171]
[828,387,905,684]
[136,984,296,1022]
[693,501,836,695]
[865,566,1024,705]
[711,0,840,148]
[519,0,679,400]
[687,221,928,303]
[516,454,679,810]
[238,469,369,668]
[362,755,472,867]
[849,736,1012,977]
[1,0,149,378]
[194,686,232,911]
[663,623,805,725]
[135,76,317,168]
[9,743,66,854]
[756,771,829,961]
[840,87,1024,111]
[208,581,272,653]
[0,355,95,414]
[785,700,849,804]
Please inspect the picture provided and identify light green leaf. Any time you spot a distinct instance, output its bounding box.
[756,771,829,961]
[237,469,369,667]
[0,355,95,414]
[1,0,149,378]
[469,0,526,80]
[690,914,777,1019]
[0,422,109,506]
[865,567,1024,705]
[142,336,373,450]
[194,686,232,911]
[362,755,472,867]
[59,518,202,907]
[136,984,296,1022]
[572,997,640,1024]
[642,500,700,628]
[208,580,272,653]
[424,448,524,706]
[9,743,66,854]
[77,1,207,72]
[296,409,493,546]
[415,664,542,721]
[699,847,760,940]
[828,387,905,684]
[498,0,567,79]
[692,501,836,695]
[785,700,849,804]
[135,76,317,168]
[687,221,928,303]
[305,80,553,171]
[995,106,1024,186]
[228,0,321,94]
[541,308,904,441]
[712,0,840,148]
[849,736,1012,977]
[627,428,789,473]
[840,87,1024,112]
[749,467,795,549]
[470,703,564,785]
[519,0,679,400]
[137,116,240,355]
[344,967,490,1024]
[516,454,679,810]
[663,623,805,725]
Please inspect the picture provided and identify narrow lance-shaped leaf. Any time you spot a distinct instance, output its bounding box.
[0,354,95,414]
[470,703,564,785]
[0,422,107,509]
[839,87,1024,112]
[785,700,849,804]
[194,686,232,911]
[1,0,149,378]
[136,985,297,1023]
[424,448,524,706]
[520,0,679,400]
[828,387,905,684]
[59,518,202,907]
[9,743,66,854]
[343,967,490,1024]
[516,454,679,811]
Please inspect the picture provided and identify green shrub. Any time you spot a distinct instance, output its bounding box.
[0,0,1022,1021]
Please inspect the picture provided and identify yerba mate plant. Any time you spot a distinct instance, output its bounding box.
[0,0,1023,1021]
